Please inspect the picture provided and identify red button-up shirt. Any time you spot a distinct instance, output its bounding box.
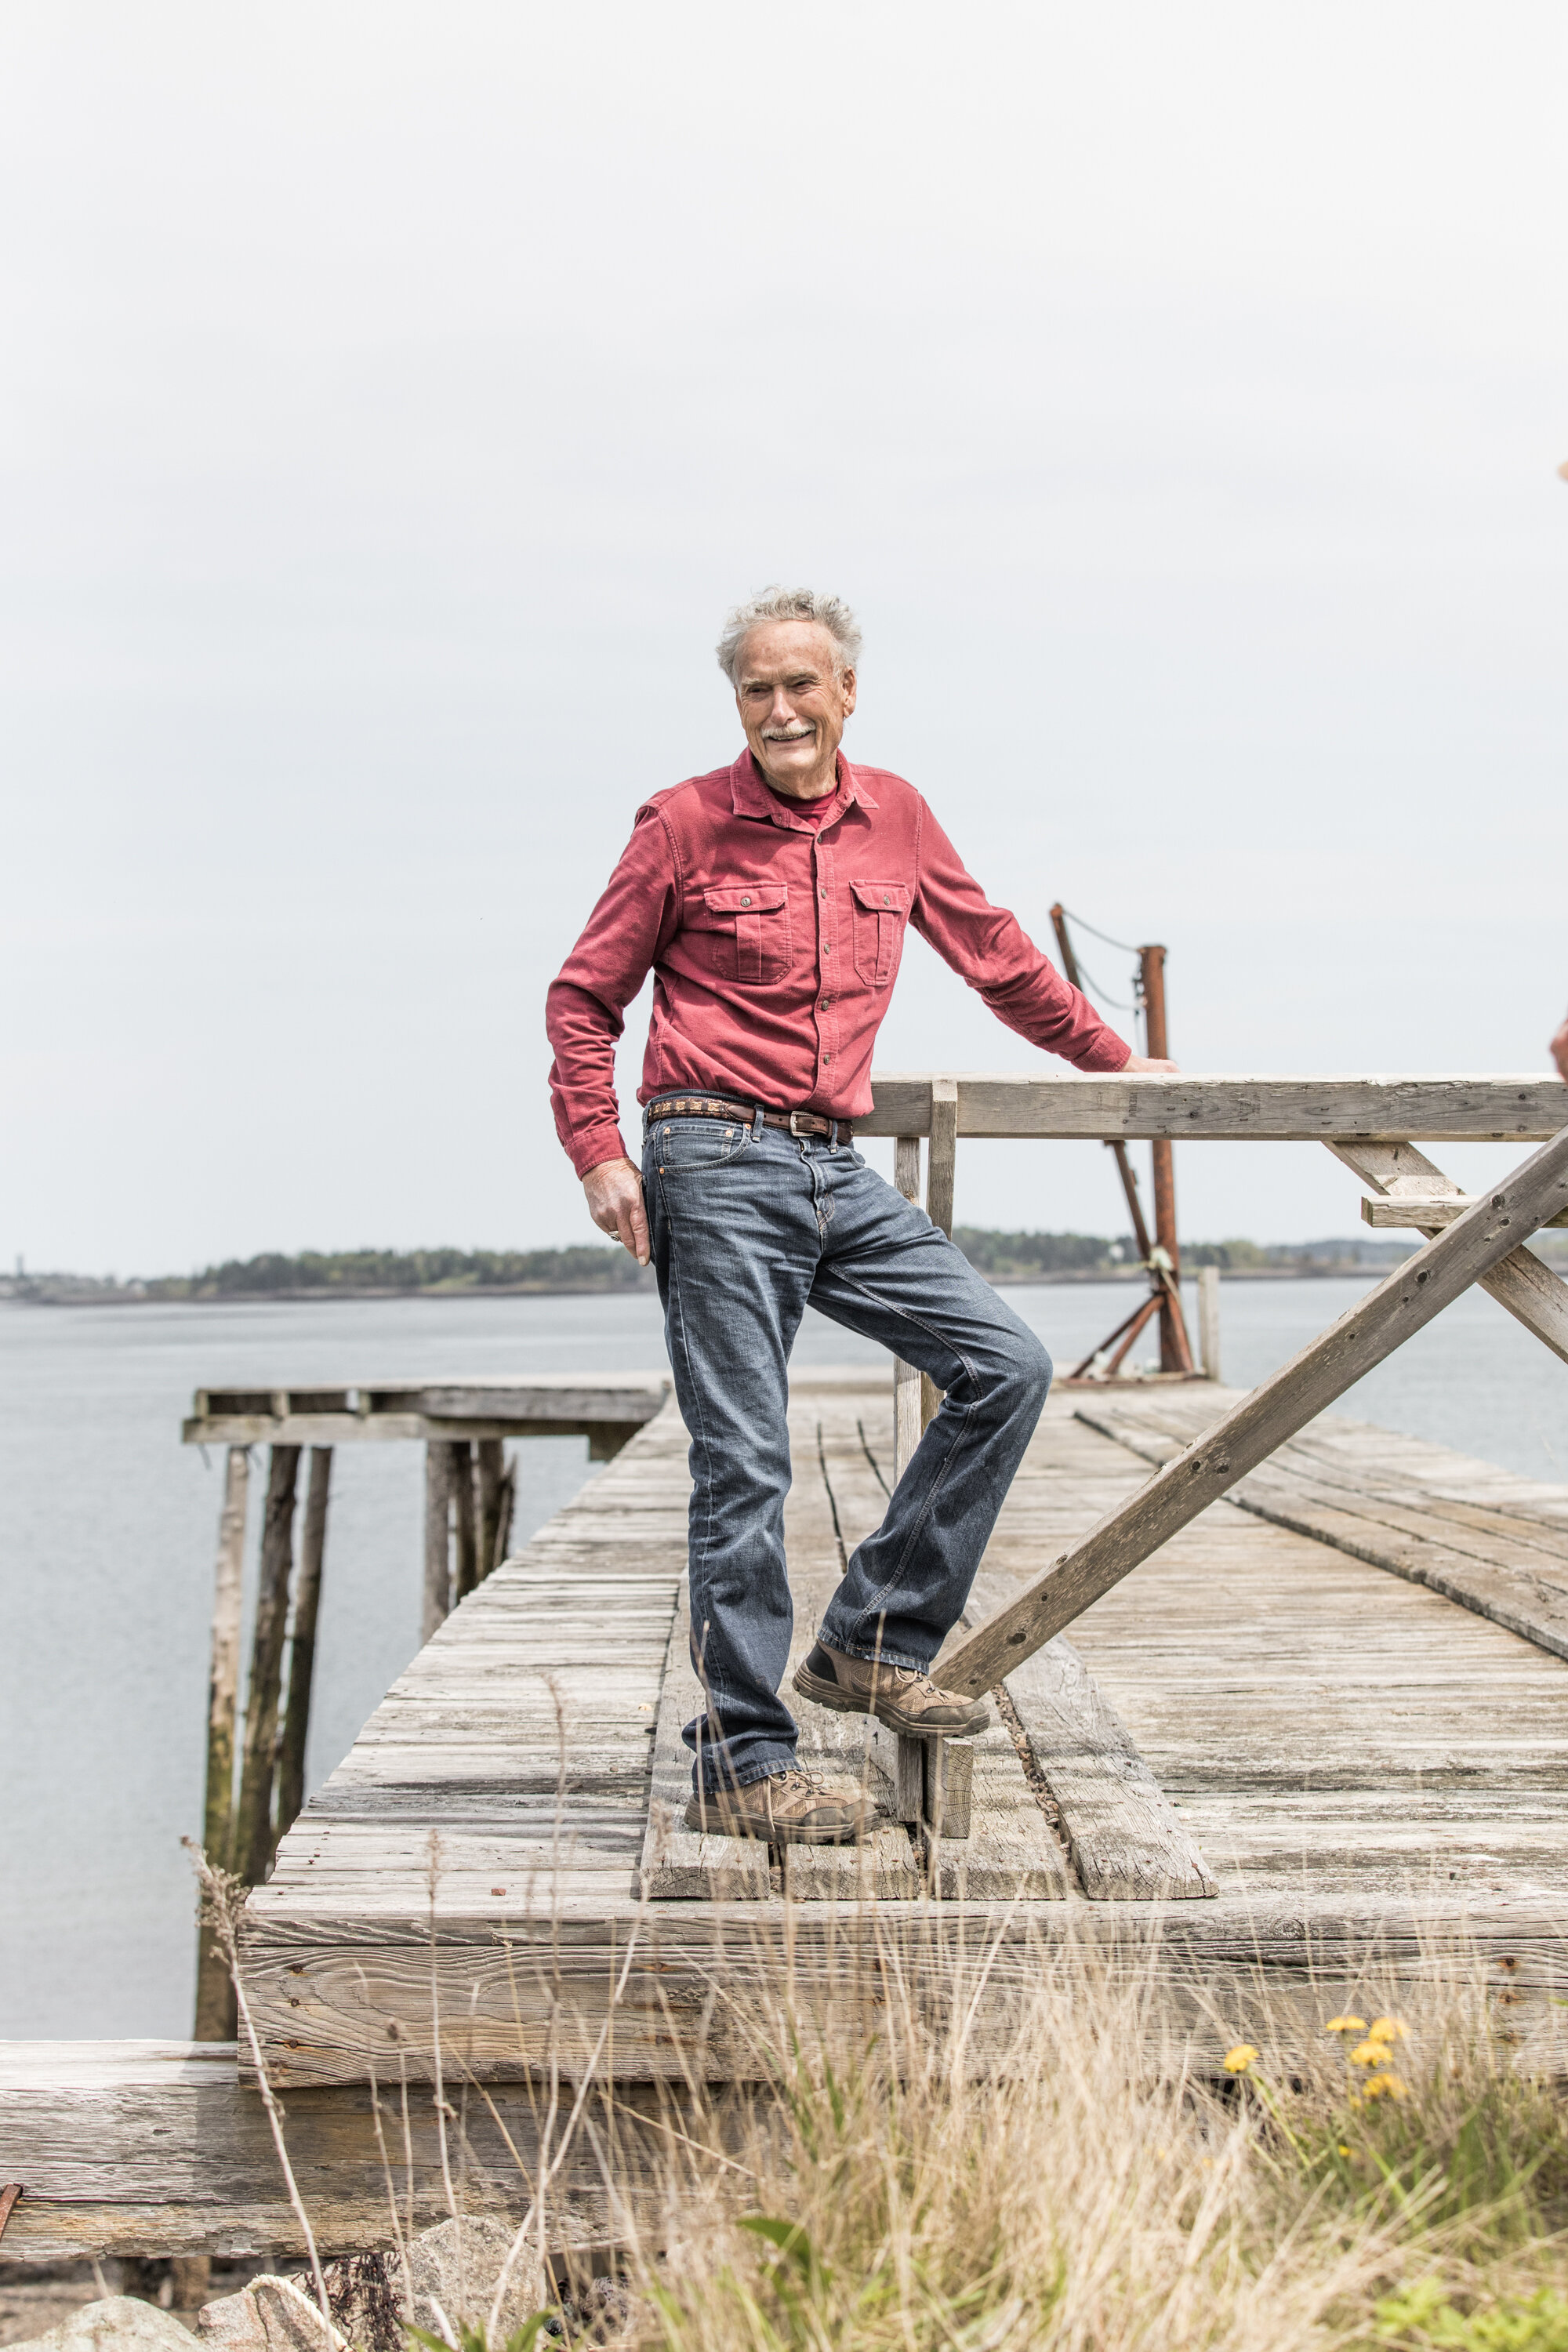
[546,749,1131,1178]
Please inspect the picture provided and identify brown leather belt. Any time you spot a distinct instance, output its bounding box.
[644,1093,852,1141]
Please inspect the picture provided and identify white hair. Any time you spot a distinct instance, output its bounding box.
[716,586,863,685]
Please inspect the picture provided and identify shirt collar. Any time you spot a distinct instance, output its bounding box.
[728,748,877,831]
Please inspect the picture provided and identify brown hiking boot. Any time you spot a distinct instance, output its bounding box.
[683,1766,871,1846]
[793,1640,989,1739]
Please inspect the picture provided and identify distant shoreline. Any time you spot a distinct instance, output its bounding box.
[2,1265,1403,1308]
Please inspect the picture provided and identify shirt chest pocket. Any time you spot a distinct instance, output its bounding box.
[850,879,911,989]
[699,883,792,984]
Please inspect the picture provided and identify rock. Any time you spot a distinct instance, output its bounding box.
[5,2296,199,2352]
[196,2278,343,2352]
[405,2217,546,2343]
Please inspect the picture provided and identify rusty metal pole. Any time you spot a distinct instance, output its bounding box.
[1051,905,1154,1262]
[1139,945,1194,1373]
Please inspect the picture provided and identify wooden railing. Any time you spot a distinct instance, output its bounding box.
[860,1071,1568,1696]
[863,1071,1568,1141]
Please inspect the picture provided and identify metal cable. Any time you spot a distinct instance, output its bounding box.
[1073,955,1140,1014]
[1058,906,1142,955]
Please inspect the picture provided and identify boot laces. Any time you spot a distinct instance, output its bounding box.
[887,1664,945,1698]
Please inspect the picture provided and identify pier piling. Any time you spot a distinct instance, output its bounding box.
[234,1446,300,1885]
[274,1444,331,1850]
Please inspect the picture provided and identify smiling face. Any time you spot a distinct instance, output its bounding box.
[733,619,858,800]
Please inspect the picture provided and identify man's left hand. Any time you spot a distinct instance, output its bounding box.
[1122,1054,1180,1074]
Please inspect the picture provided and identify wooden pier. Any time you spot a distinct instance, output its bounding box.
[235,1356,1568,2096]
[7,1070,1568,2261]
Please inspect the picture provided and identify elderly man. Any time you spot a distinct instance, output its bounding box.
[546,587,1173,1846]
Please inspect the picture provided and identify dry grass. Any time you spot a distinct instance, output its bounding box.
[587,1930,1568,2352]
[209,1857,1568,2351]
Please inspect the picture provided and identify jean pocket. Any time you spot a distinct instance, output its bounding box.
[648,1116,749,1173]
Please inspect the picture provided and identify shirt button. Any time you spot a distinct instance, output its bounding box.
[820,887,828,899]
[741,895,752,906]
[823,943,831,956]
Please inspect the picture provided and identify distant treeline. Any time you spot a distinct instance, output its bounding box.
[953,1229,1124,1278]
[144,1246,656,1300]
[16,1225,1507,1308]
[951,1229,1412,1279]
[116,1229,1415,1302]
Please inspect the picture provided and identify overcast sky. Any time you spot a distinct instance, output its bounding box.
[4,2,1565,1275]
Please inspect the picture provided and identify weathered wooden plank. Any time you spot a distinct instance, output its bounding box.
[1332,1138,1568,1367]
[926,1728,1071,1900]
[893,1138,922,1478]
[237,1895,1568,2089]
[1363,1195,1568,1229]
[921,1080,958,1428]
[940,1123,1568,1694]
[972,1585,1216,1903]
[1074,1396,1568,1667]
[863,1072,1568,1142]
[781,1821,921,1900]
[183,1375,672,1449]
[637,1577,769,1900]
[0,2041,688,2259]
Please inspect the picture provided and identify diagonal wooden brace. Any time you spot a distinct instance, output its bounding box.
[1330,1138,1568,1368]
[938,1121,1568,1697]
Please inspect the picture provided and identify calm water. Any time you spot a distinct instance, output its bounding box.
[2,1277,1565,2037]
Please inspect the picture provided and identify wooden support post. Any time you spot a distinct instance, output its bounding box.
[193,1446,249,2040]
[199,1449,249,1873]
[939,1120,1568,1695]
[867,1721,924,1820]
[422,1442,454,1642]
[233,1446,301,1886]
[921,1078,958,1432]
[495,1452,517,1569]
[451,1439,478,1602]
[1139,946,1195,1374]
[1198,1265,1221,1381]
[922,1738,974,1839]
[273,1446,331,1853]
[893,1135,923,1479]
[476,1438,506,1578]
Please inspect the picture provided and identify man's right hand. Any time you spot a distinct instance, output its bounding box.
[584,1157,651,1267]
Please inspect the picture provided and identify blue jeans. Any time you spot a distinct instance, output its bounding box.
[643,1112,1053,1795]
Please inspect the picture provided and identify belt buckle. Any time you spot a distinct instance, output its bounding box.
[788,1109,808,1137]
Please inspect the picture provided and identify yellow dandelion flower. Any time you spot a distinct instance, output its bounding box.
[1350,2040,1386,2066]
[1338,2143,1352,2156]
[1224,2043,1258,2074]
[1360,2071,1407,2101]
[1325,2015,1367,2034]
[1366,2016,1408,2042]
